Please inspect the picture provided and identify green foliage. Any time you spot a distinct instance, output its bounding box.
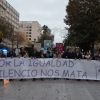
[42,25,51,35]
[64,0,100,54]
[38,25,54,47]
[0,18,14,38]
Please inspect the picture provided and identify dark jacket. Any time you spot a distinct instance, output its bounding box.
[92,55,100,60]
[29,51,40,58]
[7,52,16,57]
[62,51,74,59]
[0,53,6,57]
[19,51,28,57]
[40,54,45,58]
[74,53,82,59]
[44,52,53,58]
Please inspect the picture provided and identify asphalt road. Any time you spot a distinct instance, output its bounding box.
[0,79,100,100]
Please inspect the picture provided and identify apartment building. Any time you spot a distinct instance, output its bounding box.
[19,21,41,42]
[0,0,19,30]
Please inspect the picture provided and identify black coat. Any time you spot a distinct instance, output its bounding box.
[29,51,40,58]
[40,54,45,58]
[0,53,6,57]
[62,51,74,59]
[74,53,82,59]
[19,51,27,57]
[7,52,16,57]
[92,55,100,60]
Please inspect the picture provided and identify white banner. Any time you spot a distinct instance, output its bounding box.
[0,58,100,80]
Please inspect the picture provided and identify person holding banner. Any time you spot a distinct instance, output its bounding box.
[0,50,6,81]
[53,50,61,58]
[84,52,91,60]
[92,51,100,60]
[18,47,28,81]
[62,48,74,59]
[74,48,82,59]
[53,50,61,80]
[29,46,40,81]
[0,50,6,57]
[40,50,45,58]
[74,48,82,81]
[7,48,16,58]
[44,47,53,58]
[7,48,16,81]
[29,46,40,58]
[62,48,74,80]
[18,47,28,58]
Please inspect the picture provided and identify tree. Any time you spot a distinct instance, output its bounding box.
[64,0,100,56]
[14,31,26,48]
[38,25,54,47]
[0,18,14,38]
[8,31,26,48]
[42,25,51,35]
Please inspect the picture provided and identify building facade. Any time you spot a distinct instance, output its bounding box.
[19,21,41,42]
[0,0,19,30]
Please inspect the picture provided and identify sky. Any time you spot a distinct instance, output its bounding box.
[7,0,69,43]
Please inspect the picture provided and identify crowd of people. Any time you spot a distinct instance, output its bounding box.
[0,46,100,81]
[0,46,100,60]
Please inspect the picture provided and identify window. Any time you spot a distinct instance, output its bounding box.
[29,35,31,37]
[29,38,31,40]
[29,32,31,34]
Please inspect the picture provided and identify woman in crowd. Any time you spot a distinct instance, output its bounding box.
[40,50,45,58]
[18,47,28,58]
[82,52,85,59]
[84,52,91,60]
[53,50,61,58]
[44,47,53,58]
[53,50,61,80]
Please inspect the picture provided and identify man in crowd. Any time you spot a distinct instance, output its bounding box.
[7,48,16,57]
[0,50,5,81]
[29,46,40,58]
[7,48,16,81]
[0,49,6,57]
[74,48,82,59]
[92,51,100,60]
[62,48,74,59]
[74,48,82,81]
[18,47,28,81]
[62,48,74,80]
[29,46,40,81]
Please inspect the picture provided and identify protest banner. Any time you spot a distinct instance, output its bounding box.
[0,58,100,80]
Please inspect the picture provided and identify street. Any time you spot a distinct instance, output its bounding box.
[0,79,100,100]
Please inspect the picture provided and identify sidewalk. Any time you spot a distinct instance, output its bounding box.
[0,79,100,100]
